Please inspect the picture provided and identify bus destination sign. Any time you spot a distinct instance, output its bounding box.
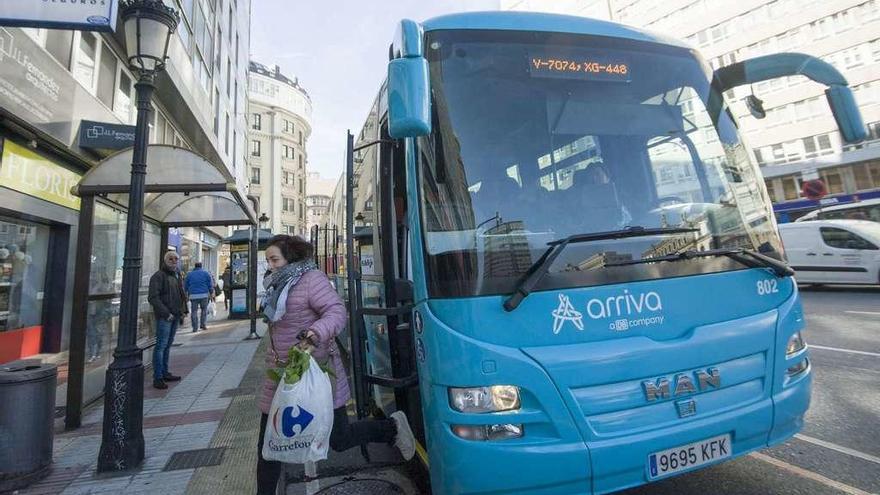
[528,50,631,82]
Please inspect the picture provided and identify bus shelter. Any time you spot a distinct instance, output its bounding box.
[64,145,258,429]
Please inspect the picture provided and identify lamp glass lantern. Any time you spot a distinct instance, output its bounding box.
[120,0,181,74]
[259,213,270,230]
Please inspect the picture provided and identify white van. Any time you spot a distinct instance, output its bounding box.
[779,220,880,285]
[794,198,880,222]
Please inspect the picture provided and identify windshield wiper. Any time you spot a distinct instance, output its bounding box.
[503,226,699,311]
[605,248,795,278]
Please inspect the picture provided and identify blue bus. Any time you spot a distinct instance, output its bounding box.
[338,11,867,494]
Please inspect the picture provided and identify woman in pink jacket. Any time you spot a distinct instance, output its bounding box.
[256,235,415,494]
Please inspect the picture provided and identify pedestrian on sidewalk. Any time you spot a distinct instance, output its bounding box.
[221,265,232,310]
[147,251,187,390]
[184,261,214,332]
[255,235,415,495]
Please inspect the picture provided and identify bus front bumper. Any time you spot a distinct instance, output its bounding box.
[430,372,811,495]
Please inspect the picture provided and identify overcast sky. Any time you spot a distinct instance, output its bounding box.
[250,0,500,180]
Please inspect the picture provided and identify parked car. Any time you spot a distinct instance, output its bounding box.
[795,197,880,222]
[779,219,880,285]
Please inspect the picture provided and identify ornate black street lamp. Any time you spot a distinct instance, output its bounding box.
[258,212,270,230]
[97,0,179,473]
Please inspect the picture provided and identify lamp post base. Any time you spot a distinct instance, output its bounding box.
[96,348,145,473]
[243,322,260,340]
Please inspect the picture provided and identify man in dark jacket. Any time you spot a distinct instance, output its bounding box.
[148,251,187,389]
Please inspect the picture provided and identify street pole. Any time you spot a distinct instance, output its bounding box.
[97,73,154,472]
[244,224,260,339]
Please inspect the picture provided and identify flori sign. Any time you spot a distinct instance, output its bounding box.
[0,139,82,210]
[0,1,118,32]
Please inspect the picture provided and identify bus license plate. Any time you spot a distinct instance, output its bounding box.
[647,434,731,480]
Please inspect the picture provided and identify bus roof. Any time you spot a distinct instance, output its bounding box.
[421,11,690,50]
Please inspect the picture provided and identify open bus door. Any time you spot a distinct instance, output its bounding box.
[344,129,423,464]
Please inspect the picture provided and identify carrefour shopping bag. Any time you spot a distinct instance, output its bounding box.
[262,356,333,463]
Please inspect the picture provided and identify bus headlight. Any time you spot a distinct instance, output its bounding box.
[448,385,521,413]
[787,358,809,377]
[452,423,523,441]
[786,332,806,356]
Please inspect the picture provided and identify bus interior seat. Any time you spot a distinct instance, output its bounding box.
[473,175,523,226]
[567,165,626,231]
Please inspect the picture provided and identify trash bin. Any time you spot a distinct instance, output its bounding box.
[0,361,57,492]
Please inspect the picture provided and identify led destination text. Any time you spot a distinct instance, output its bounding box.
[531,58,628,75]
[528,50,632,82]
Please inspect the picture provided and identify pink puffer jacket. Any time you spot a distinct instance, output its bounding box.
[258,270,350,414]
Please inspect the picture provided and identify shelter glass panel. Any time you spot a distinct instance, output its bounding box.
[82,203,161,405]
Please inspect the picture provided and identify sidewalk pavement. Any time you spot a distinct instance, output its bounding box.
[15,311,423,495]
[16,314,265,495]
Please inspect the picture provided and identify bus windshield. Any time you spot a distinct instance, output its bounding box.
[418,30,783,298]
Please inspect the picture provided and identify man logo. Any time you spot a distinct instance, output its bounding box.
[273,405,314,438]
[552,294,584,334]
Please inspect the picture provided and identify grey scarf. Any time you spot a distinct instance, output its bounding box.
[260,260,317,322]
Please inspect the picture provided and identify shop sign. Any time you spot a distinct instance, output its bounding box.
[79,120,136,150]
[230,243,249,253]
[0,139,81,210]
[0,1,118,32]
[200,231,220,248]
[0,28,76,143]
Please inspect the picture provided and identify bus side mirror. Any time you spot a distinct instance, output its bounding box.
[825,85,865,144]
[387,57,431,138]
[713,53,867,143]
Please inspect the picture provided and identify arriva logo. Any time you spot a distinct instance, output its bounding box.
[552,290,666,334]
[586,290,662,319]
[588,290,664,332]
[552,294,584,334]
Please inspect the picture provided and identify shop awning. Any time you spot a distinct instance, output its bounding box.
[73,145,256,226]
[222,228,274,243]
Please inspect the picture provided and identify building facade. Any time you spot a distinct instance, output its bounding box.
[502,0,880,220]
[247,62,312,236]
[0,0,252,416]
[306,172,337,231]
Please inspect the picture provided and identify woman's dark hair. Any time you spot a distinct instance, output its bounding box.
[266,235,313,263]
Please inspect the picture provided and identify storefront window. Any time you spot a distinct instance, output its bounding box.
[764,180,778,202]
[782,177,800,200]
[854,161,880,191]
[82,204,161,405]
[0,217,49,333]
[821,168,845,194]
[180,237,197,274]
[854,162,873,190]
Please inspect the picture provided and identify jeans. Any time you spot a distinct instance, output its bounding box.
[153,317,178,381]
[256,408,396,494]
[190,298,209,330]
